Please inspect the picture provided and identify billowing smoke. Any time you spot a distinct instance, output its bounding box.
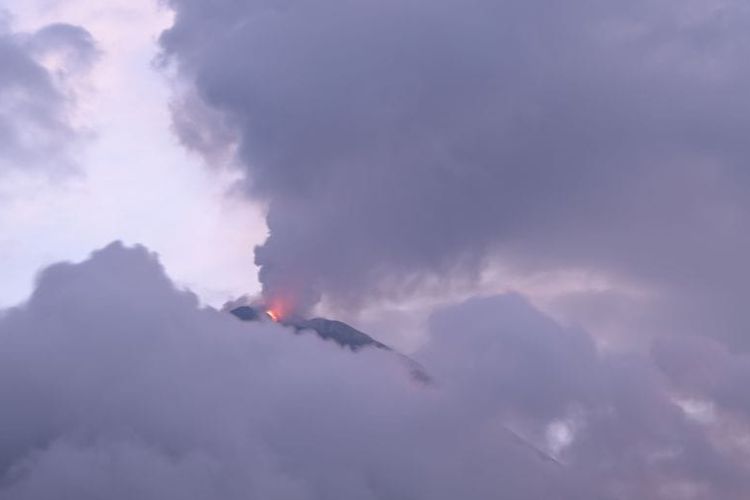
[161,0,750,330]
[0,17,96,174]
[1,243,749,499]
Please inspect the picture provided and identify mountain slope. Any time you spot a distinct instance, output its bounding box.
[229,306,430,382]
[229,306,386,351]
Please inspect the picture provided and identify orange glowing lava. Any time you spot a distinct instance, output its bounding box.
[266,309,281,322]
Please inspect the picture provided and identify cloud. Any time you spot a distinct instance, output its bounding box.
[26,23,98,73]
[0,243,747,499]
[0,16,95,174]
[422,295,750,499]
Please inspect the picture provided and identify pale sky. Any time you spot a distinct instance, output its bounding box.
[0,0,266,308]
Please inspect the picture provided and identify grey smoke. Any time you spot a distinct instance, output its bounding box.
[161,0,750,345]
[0,243,746,499]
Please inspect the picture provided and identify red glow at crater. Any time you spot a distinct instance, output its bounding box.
[266,308,281,322]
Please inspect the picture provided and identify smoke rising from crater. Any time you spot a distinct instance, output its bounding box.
[162,0,750,331]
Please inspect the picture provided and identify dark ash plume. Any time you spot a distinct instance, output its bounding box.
[161,0,750,337]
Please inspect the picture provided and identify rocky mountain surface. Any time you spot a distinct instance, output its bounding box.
[229,306,388,351]
[229,305,429,382]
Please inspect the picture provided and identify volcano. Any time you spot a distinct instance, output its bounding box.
[229,306,388,351]
[228,305,430,382]
[225,306,572,461]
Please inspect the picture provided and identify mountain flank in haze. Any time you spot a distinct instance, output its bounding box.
[229,305,430,383]
[229,306,388,351]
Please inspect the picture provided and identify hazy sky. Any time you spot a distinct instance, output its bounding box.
[0,0,266,309]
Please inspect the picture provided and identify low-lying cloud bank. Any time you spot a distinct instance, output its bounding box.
[1,243,749,499]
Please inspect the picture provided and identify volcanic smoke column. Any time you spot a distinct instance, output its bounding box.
[254,214,323,319]
[162,0,750,341]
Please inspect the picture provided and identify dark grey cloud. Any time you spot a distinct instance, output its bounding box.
[0,17,95,173]
[0,243,746,499]
[160,0,750,349]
